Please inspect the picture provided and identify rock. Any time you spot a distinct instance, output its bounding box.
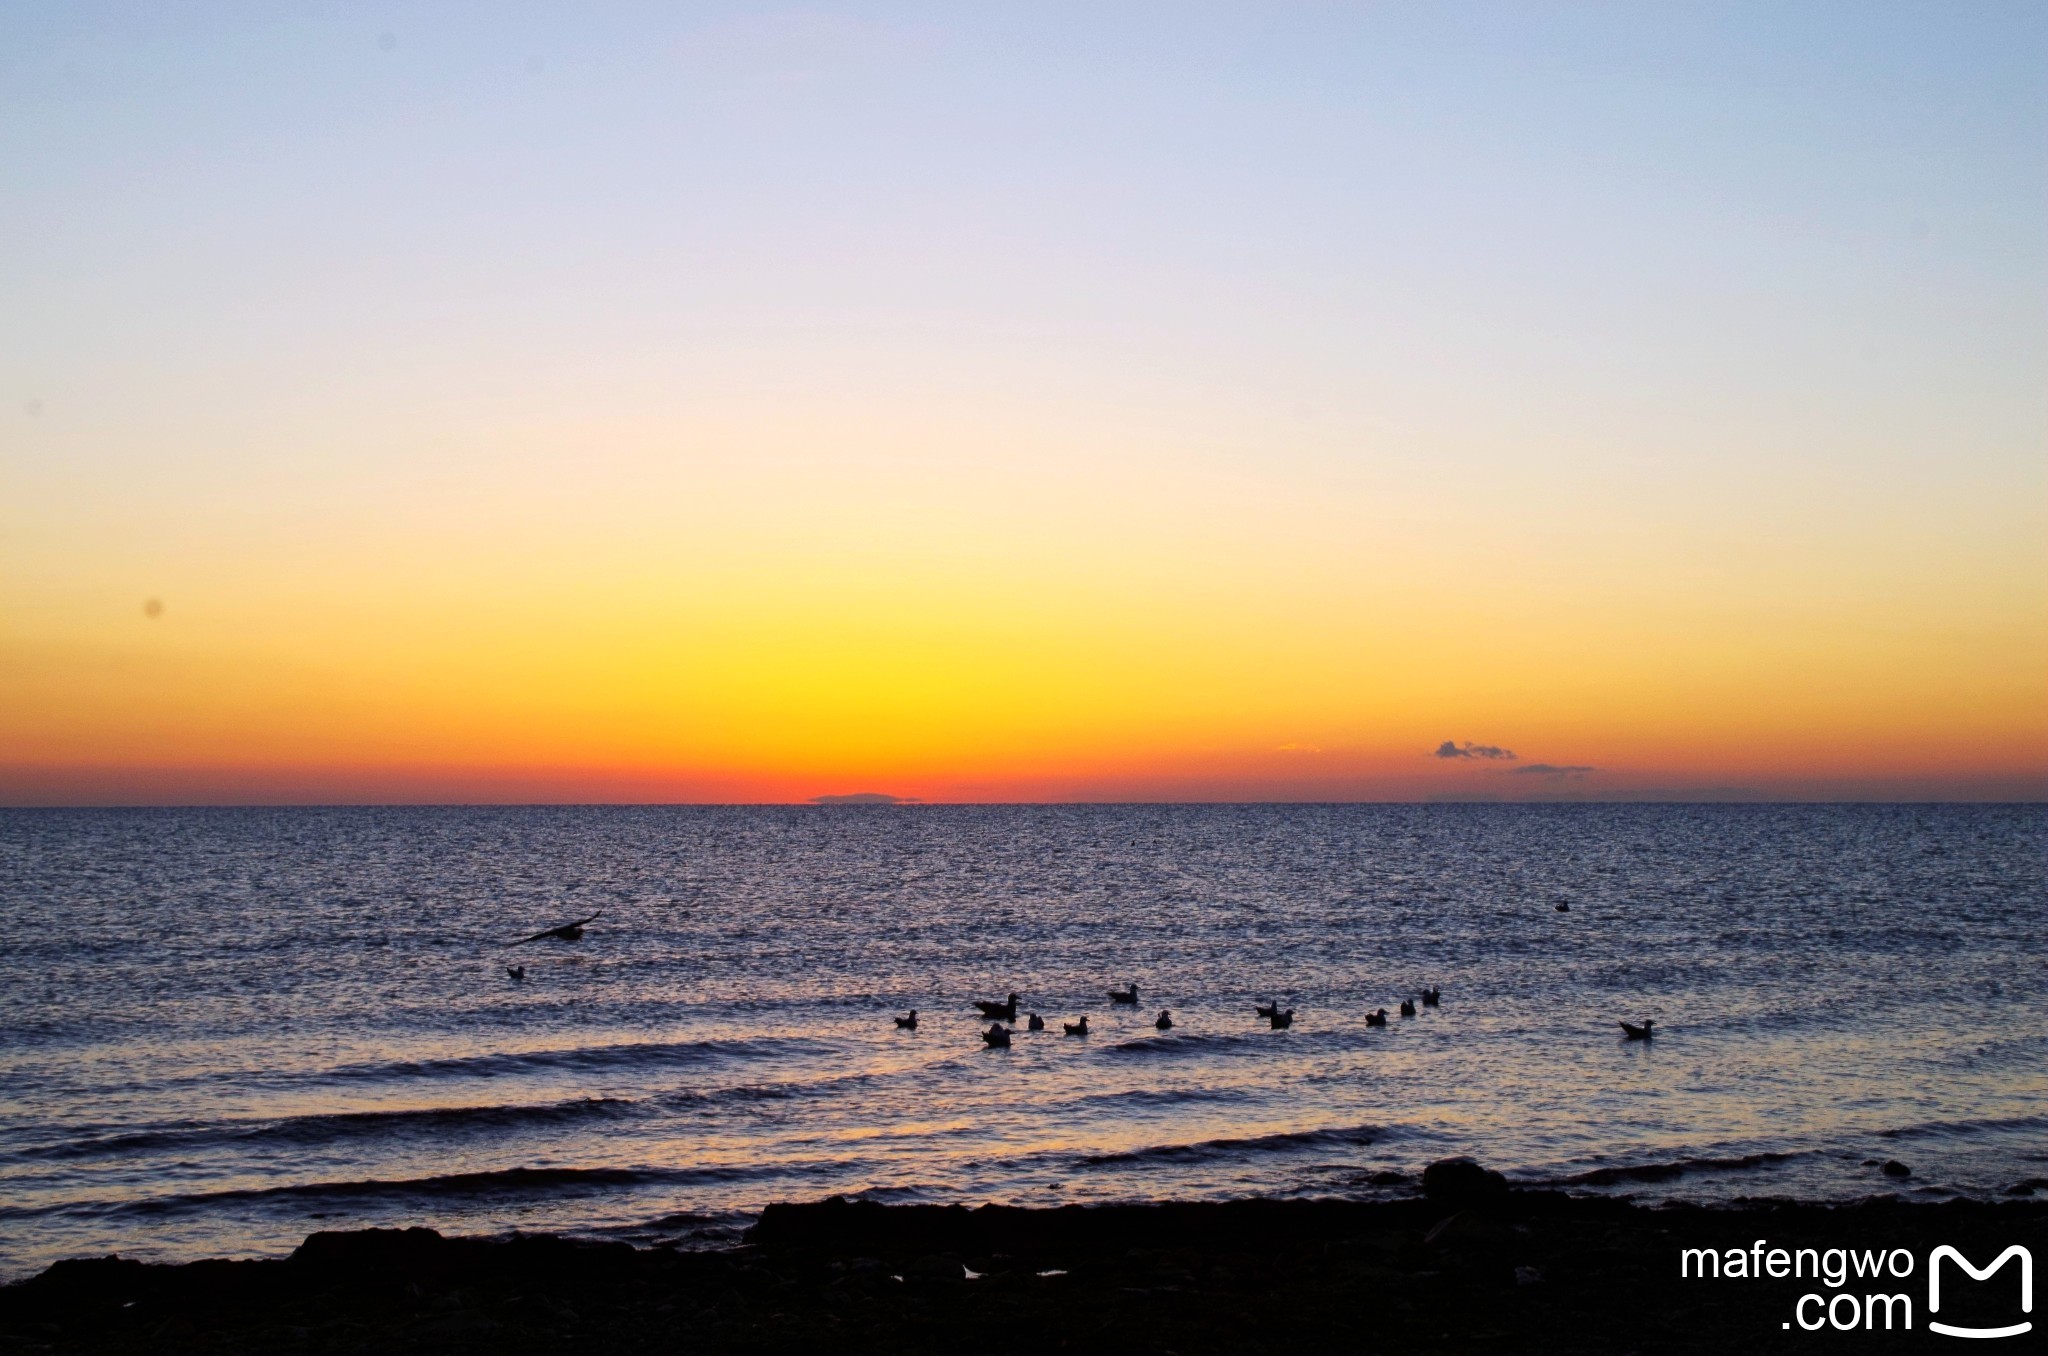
[906,1253,964,1282]
[407,1310,500,1338]
[1881,1160,1911,1178]
[24,1255,147,1304]
[1423,1157,1509,1208]
[291,1227,449,1279]
[1423,1211,1514,1250]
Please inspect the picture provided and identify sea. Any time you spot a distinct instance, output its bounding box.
[1,804,2042,1279]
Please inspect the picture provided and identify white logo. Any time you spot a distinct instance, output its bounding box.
[1928,1245,2032,1339]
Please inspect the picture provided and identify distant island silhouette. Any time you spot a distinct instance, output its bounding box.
[808,793,920,806]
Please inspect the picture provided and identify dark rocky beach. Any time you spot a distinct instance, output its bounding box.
[6,1166,2042,1354]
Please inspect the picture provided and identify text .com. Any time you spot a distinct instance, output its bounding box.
[1679,1241,2032,1337]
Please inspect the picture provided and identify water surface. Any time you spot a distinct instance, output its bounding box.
[1,804,2041,1277]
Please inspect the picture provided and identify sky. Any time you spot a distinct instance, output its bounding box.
[2,1,2043,804]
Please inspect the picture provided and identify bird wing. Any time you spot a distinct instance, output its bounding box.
[508,910,603,945]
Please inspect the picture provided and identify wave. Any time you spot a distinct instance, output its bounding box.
[1070,1086,1258,1110]
[7,1066,908,1165]
[1080,1123,1394,1167]
[1535,1150,1806,1188]
[655,1069,887,1109]
[1875,1112,2048,1142]
[0,1159,839,1222]
[26,1034,842,1101]
[1102,1032,1266,1057]
[8,1097,639,1163]
[6,1058,910,1167]
[308,1035,835,1085]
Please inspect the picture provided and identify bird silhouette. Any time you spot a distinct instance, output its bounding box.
[1268,1008,1294,1029]
[1155,1009,1173,1030]
[982,1023,1012,1048]
[1064,1015,1090,1036]
[1107,983,1139,1005]
[974,992,1020,1021]
[1620,1019,1654,1040]
[509,911,601,946]
[894,1010,918,1030]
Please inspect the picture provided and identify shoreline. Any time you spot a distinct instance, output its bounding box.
[6,1182,2042,1353]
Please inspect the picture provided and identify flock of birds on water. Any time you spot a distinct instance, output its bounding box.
[888,982,1455,1049]
[499,910,1658,1044]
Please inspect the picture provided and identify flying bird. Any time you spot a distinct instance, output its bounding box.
[509,911,602,946]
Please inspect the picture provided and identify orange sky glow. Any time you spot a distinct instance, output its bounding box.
[3,7,2043,804]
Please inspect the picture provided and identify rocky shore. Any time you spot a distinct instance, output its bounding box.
[4,1168,2042,1353]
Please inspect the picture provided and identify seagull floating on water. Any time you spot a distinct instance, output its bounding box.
[1268,1008,1294,1029]
[1064,1015,1090,1036]
[1421,987,1440,1006]
[509,911,601,946]
[1364,1008,1388,1027]
[982,1023,1012,1048]
[1155,1010,1173,1030]
[894,1010,918,1030]
[1107,983,1140,1005]
[505,965,525,981]
[1399,999,1416,1017]
[1620,1019,1654,1040]
[1026,1012,1045,1031]
[974,992,1020,1021]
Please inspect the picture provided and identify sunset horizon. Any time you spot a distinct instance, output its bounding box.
[2,760,2040,808]
[3,8,2044,1349]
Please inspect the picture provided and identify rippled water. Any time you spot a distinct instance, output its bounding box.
[1,804,2042,1277]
